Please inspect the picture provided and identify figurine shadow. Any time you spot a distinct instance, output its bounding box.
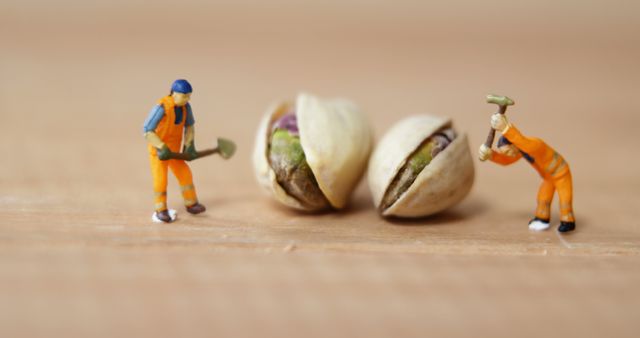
[201,196,233,211]
[384,197,489,227]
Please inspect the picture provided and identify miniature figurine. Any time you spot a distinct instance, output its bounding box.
[478,95,575,232]
[142,79,207,223]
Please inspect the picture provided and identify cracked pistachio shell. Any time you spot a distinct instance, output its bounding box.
[253,93,373,211]
[368,115,475,218]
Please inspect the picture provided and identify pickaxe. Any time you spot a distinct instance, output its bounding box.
[483,94,515,150]
[163,137,236,161]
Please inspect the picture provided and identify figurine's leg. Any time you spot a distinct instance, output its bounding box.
[529,179,554,230]
[150,155,170,212]
[169,160,207,215]
[535,179,555,221]
[555,172,575,232]
[168,159,198,206]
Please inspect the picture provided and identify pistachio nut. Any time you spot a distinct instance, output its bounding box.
[253,93,372,211]
[368,115,474,218]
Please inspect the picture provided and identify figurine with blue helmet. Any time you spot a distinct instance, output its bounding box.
[142,79,205,222]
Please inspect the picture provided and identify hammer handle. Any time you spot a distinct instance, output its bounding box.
[483,105,508,148]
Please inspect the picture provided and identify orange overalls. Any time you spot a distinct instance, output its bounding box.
[490,124,575,223]
[149,96,199,212]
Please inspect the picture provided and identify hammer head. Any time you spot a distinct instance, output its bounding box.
[486,94,514,107]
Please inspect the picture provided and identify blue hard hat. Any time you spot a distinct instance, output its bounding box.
[171,79,193,94]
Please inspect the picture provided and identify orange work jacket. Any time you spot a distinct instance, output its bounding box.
[490,125,570,180]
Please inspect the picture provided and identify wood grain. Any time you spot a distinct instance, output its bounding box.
[2,1,640,337]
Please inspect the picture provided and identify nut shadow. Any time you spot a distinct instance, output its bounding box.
[384,197,489,226]
[261,184,373,218]
[340,190,375,215]
[264,199,337,217]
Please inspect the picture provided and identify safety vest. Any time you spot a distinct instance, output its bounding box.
[148,95,186,155]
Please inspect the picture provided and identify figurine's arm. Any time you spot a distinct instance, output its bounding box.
[184,126,194,145]
[502,124,544,154]
[183,104,196,147]
[145,132,166,149]
[143,105,167,149]
[490,151,521,166]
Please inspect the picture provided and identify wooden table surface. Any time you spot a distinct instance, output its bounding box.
[2,1,640,337]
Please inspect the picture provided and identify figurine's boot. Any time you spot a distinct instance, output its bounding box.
[528,217,550,231]
[156,210,174,223]
[186,203,206,215]
[558,221,575,232]
[181,184,205,214]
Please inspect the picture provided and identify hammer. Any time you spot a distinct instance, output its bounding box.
[483,94,515,149]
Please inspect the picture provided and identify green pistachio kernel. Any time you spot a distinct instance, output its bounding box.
[380,128,455,212]
[269,129,330,211]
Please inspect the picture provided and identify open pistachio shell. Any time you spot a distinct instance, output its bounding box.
[253,93,372,211]
[368,115,474,218]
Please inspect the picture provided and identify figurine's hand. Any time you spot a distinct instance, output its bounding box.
[157,145,171,161]
[478,144,492,162]
[490,113,509,132]
[184,144,198,161]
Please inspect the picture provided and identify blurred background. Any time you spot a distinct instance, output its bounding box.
[2,0,639,208]
[1,1,640,337]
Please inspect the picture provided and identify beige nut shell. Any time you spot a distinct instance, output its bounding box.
[253,93,372,210]
[368,115,475,217]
